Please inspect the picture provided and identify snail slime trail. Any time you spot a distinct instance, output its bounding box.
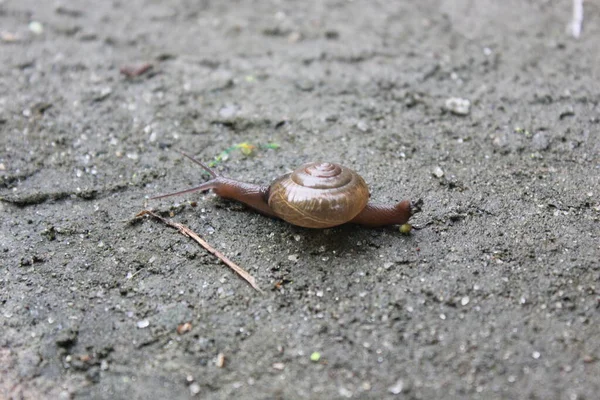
[152,152,422,228]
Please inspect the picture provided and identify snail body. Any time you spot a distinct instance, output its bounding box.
[152,152,421,228]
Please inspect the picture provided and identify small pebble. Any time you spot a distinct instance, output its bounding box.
[338,387,353,398]
[445,97,471,115]
[388,379,405,394]
[28,21,44,35]
[216,353,226,368]
[432,166,444,178]
[136,319,149,329]
[356,120,369,132]
[189,382,201,395]
[177,322,192,335]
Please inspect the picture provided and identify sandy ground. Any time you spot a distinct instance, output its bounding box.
[1,0,599,399]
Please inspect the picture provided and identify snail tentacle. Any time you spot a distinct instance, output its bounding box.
[150,180,220,200]
[151,152,275,216]
[177,150,218,178]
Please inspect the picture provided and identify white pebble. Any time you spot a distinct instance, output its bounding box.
[189,382,201,395]
[388,379,405,394]
[29,21,44,35]
[445,97,471,115]
[432,166,444,178]
[136,319,149,328]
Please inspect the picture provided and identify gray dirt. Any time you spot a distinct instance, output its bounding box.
[1,0,599,399]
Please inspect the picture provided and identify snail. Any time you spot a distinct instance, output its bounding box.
[152,152,422,228]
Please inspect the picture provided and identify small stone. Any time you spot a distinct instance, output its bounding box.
[432,166,444,178]
[189,382,201,395]
[461,296,470,306]
[136,319,149,329]
[28,21,44,35]
[287,254,299,262]
[356,120,369,132]
[272,362,285,370]
[388,379,404,394]
[338,387,353,398]
[216,353,225,368]
[445,97,471,115]
[177,322,192,335]
[388,378,411,394]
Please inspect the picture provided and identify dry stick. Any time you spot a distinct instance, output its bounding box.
[136,210,263,293]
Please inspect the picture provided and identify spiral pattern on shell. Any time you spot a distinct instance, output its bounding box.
[267,162,370,228]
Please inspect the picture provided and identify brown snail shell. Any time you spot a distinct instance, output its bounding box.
[267,162,370,228]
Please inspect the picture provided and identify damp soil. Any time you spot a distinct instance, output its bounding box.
[1,1,599,399]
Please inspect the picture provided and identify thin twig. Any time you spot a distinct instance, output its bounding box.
[136,209,263,293]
